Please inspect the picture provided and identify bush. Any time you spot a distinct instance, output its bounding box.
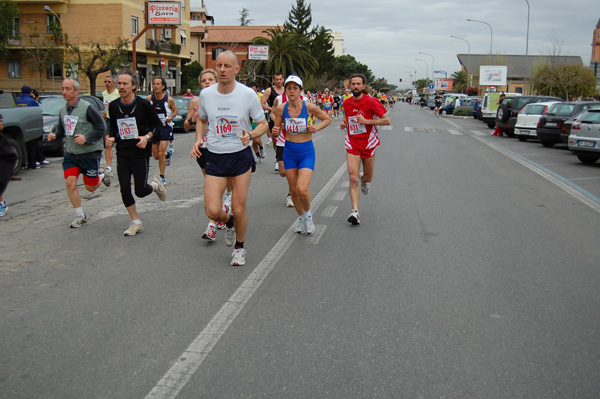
[453,106,474,116]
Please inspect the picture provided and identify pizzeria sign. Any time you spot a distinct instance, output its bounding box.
[148,1,182,25]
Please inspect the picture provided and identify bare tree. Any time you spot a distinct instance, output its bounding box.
[19,26,63,91]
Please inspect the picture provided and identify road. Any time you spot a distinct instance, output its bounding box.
[1,101,599,399]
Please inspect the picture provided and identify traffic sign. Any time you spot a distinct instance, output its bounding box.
[429,84,435,90]
[159,57,166,69]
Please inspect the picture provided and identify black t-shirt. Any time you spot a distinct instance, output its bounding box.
[108,96,163,158]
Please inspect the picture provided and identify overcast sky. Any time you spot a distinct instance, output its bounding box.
[192,0,598,89]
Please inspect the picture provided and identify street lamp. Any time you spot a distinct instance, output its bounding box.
[44,5,66,79]
[467,18,493,64]
[419,52,435,82]
[451,35,471,86]
[524,0,530,95]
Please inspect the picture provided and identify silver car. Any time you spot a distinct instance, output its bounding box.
[567,109,600,164]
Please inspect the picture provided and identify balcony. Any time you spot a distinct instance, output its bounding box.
[146,39,181,55]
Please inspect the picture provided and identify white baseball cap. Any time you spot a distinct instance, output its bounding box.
[284,75,303,88]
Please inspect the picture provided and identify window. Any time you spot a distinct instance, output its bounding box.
[212,47,226,60]
[47,14,59,33]
[9,18,19,38]
[131,16,138,36]
[47,63,63,79]
[8,60,22,78]
[180,29,187,46]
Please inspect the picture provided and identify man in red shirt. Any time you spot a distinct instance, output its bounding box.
[340,73,390,225]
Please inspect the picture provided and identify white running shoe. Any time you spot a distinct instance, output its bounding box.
[124,221,144,236]
[286,194,294,208]
[70,216,87,228]
[152,176,167,201]
[304,213,315,234]
[231,248,246,266]
[359,173,370,195]
[274,161,279,172]
[347,209,360,225]
[99,167,111,187]
[223,193,232,208]
[224,225,236,247]
[295,215,305,234]
[202,224,216,241]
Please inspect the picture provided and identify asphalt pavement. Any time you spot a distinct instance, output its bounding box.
[1,102,599,398]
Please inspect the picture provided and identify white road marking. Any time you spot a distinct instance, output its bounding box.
[341,181,349,188]
[321,205,338,218]
[448,129,463,135]
[381,126,393,130]
[332,191,347,201]
[93,197,204,221]
[404,127,414,132]
[306,225,326,244]
[473,136,600,214]
[470,130,486,136]
[145,164,347,399]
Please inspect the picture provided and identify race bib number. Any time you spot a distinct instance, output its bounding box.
[103,98,110,110]
[63,115,79,136]
[116,117,139,140]
[215,117,242,139]
[157,113,167,126]
[348,116,367,135]
[285,118,307,134]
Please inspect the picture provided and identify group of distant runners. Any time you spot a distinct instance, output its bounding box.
[39,50,391,267]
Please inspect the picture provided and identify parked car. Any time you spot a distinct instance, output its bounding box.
[427,96,436,110]
[496,95,563,137]
[39,94,105,156]
[481,92,521,128]
[172,96,191,132]
[567,109,600,164]
[536,102,600,147]
[0,90,43,175]
[514,101,561,142]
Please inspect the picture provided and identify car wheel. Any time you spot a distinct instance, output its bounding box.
[576,153,599,164]
[7,138,23,176]
[429,107,435,110]
[505,129,515,138]
[487,121,496,128]
[441,109,448,115]
[540,140,554,148]
[517,136,528,142]
[497,104,510,122]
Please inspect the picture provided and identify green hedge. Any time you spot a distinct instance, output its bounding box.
[454,106,474,116]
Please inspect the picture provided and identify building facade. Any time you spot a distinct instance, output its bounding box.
[591,17,600,89]
[3,0,192,95]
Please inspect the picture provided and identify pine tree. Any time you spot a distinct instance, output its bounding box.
[284,0,315,38]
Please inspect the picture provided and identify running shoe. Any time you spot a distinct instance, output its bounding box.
[152,176,167,201]
[41,160,50,165]
[160,176,167,186]
[255,153,262,163]
[231,248,246,266]
[202,224,216,241]
[295,215,305,234]
[359,173,370,195]
[35,162,41,169]
[304,213,315,234]
[99,167,111,187]
[216,222,226,230]
[347,209,360,225]
[223,203,232,216]
[286,194,294,208]
[0,202,7,217]
[274,161,279,172]
[223,194,232,208]
[124,221,144,236]
[259,147,265,159]
[70,215,87,228]
[224,226,236,247]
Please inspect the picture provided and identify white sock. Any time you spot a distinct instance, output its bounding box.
[75,207,84,217]
[106,166,112,172]
[208,222,216,228]
[304,210,312,218]
[151,182,158,191]
[132,219,142,225]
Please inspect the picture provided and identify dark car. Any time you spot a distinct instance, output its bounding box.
[536,102,600,147]
[172,96,192,132]
[495,95,563,137]
[39,95,105,155]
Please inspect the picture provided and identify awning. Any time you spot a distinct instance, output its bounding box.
[180,30,187,39]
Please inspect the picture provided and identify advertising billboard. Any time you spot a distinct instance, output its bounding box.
[434,78,453,91]
[248,45,269,61]
[480,65,507,86]
[148,2,182,25]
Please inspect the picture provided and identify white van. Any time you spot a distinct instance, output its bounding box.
[481,92,521,128]
[442,93,468,106]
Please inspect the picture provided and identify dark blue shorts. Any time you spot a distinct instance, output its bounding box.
[196,146,208,169]
[283,141,315,170]
[205,146,256,177]
[63,154,101,184]
[152,125,173,143]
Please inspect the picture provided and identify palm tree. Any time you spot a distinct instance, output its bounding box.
[452,70,468,93]
[250,27,318,80]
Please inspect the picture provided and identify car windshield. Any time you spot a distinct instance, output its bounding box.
[547,103,575,116]
[523,104,547,115]
[39,97,66,116]
[174,97,190,110]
